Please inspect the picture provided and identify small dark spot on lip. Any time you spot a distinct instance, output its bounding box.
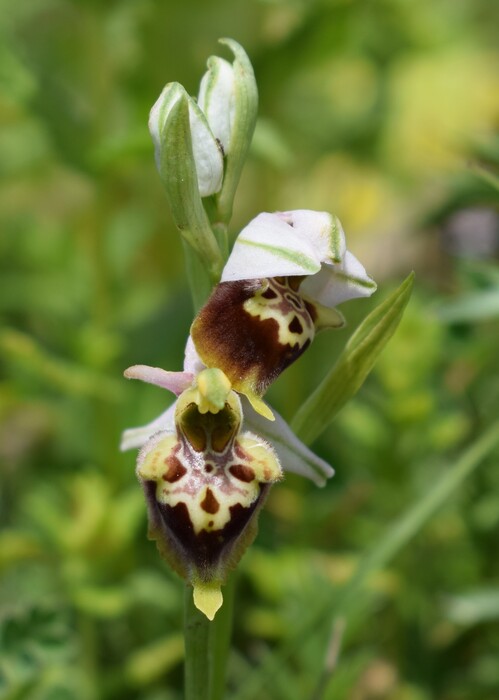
[229,464,255,483]
[200,488,220,514]
[288,316,304,334]
[261,287,278,300]
[163,456,187,483]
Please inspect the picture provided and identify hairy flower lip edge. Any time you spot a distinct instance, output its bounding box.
[141,474,274,619]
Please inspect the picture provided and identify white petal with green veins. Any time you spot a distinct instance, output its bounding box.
[300,251,377,307]
[221,212,321,281]
[278,210,346,264]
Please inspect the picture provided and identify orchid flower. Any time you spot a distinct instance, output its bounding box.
[191,209,377,415]
[122,339,333,485]
[122,340,333,619]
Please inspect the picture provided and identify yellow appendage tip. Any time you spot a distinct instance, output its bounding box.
[193,583,223,621]
[246,393,275,422]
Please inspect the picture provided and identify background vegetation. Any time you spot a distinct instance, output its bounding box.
[1,0,499,698]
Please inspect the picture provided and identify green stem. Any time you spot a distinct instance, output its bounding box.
[182,239,215,313]
[208,574,236,700]
[184,585,211,700]
[183,578,235,700]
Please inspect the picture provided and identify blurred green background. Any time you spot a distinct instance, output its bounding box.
[1,0,499,698]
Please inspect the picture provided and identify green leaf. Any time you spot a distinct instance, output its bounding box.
[215,39,258,225]
[0,329,122,401]
[444,589,499,626]
[160,94,224,287]
[0,606,78,697]
[471,164,499,192]
[125,633,184,686]
[291,272,415,444]
[435,288,499,323]
[332,422,499,616]
[72,586,131,619]
[233,422,499,700]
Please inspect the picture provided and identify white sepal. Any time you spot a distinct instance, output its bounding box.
[300,251,377,307]
[120,403,176,452]
[198,56,235,154]
[241,397,334,487]
[221,212,322,282]
[277,210,347,264]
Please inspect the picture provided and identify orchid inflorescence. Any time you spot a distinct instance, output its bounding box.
[122,40,376,619]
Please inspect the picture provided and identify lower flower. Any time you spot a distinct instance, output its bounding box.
[122,339,334,617]
[134,367,281,619]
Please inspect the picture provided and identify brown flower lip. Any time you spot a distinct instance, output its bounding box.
[190,277,316,401]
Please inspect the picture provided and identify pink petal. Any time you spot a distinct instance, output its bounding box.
[124,365,193,395]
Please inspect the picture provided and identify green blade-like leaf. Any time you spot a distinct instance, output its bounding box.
[160,95,224,286]
[471,164,499,192]
[233,421,499,700]
[291,272,415,445]
[333,422,499,615]
[435,288,499,323]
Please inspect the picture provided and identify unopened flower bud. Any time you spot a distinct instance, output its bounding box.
[198,56,236,155]
[149,82,224,197]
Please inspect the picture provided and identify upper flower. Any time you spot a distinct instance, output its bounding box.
[191,209,377,415]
